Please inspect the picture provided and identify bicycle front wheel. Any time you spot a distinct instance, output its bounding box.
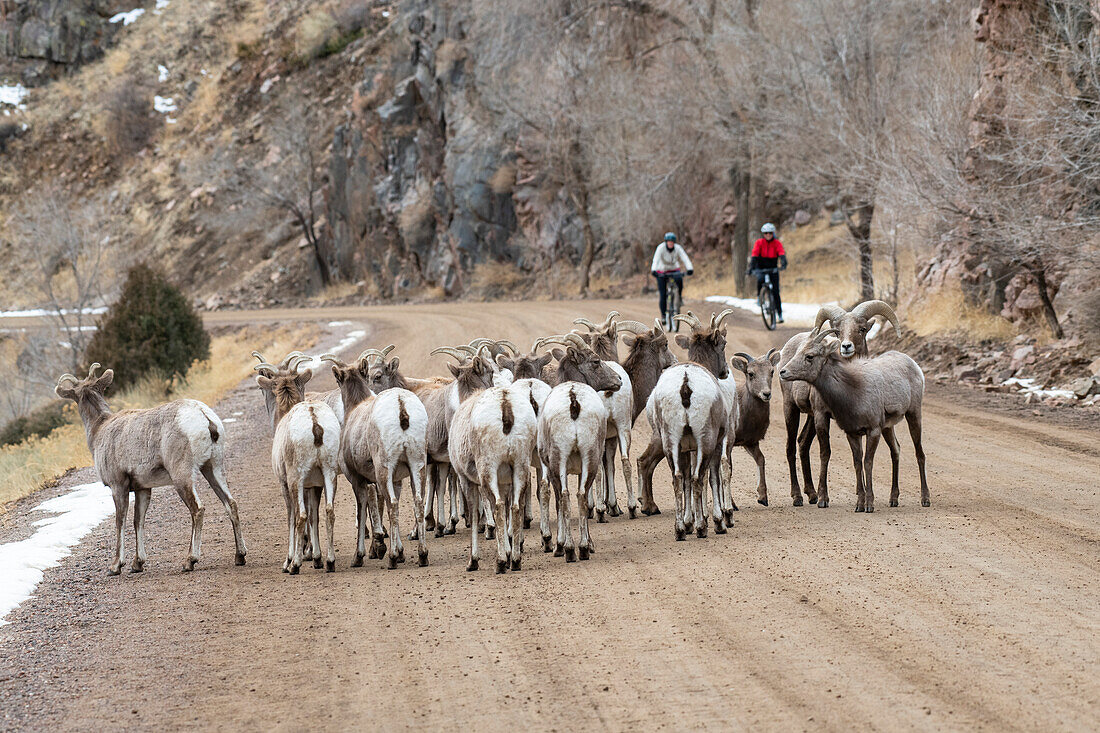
[668,284,681,331]
[759,288,777,331]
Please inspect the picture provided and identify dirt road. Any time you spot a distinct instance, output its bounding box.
[1,298,1097,731]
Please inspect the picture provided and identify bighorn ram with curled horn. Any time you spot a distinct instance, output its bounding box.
[254,349,347,424]
[254,354,341,573]
[778,300,901,507]
[56,363,247,575]
[779,325,929,512]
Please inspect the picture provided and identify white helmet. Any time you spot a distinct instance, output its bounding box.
[761,223,777,234]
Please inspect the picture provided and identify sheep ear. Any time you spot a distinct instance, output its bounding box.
[447,362,461,378]
[675,334,690,349]
[93,370,114,392]
[550,348,566,362]
[767,348,781,366]
[730,356,749,374]
[622,335,637,349]
[495,354,513,372]
[256,375,274,390]
[55,385,77,400]
[295,368,314,386]
[388,356,400,371]
[536,353,552,369]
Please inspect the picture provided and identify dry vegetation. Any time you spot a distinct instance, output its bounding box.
[0,324,316,510]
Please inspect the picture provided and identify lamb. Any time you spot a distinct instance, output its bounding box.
[254,357,341,573]
[778,326,930,512]
[642,362,728,540]
[322,354,430,569]
[55,364,247,575]
[448,350,539,573]
[723,349,782,508]
[779,300,900,507]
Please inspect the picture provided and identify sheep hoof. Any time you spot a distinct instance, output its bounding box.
[289,565,300,575]
[758,497,768,507]
[596,510,607,523]
[578,546,590,561]
[564,547,577,563]
[628,507,637,519]
[234,553,246,566]
[817,499,829,508]
[434,527,445,538]
[523,518,532,530]
[792,496,804,507]
[352,554,364,568]
[184,559,197,572]
[608,503,622,517]
[586,508,594,519]
[921,499,931,507]
[890,499,898,507]
[807,494,819,505]
[855,505,865,513]
[495,559,508,574]
[325,560,335,573]
[553,542,564,557]
[684,521,694,534]
[129,562,144,573]
[466,558,479,572]
[312,558,323,569]
[444,525,457,536]
[724,509,735,524]
[418,550,429,567]
[477,522,486,534]
[381,527,389,538]
[731,503,739,511]
[542,537,552,553]
[386,554,397,570]
[714,522,727,535]
[675,528,685,541]
[485,526,496,540]
[510,557,522,571]
[424,516,436,532]
[696,524,708,539]
[408,530,419,541]
[396,549,406,563]
[866,505,875,513]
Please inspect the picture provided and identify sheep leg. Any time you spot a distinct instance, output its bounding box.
[307,487,322,568]
[446,468,459,534]
[458,471,471,528]
[906,408,931,507]
[671,451,686,542]
[290,476,307,573]
[637,437,663,515]
[457,474,478,571]
[282,481,294,572]
[423,462,436,534]
[131,488,150,573]
[709,456,725,533]
[883,426,901,507]
[384,473,404,569]
[511,464,526,570]
[681,450,695,534]
[201,462,246,565]
[177,474,205,572]
[539,461,553,553]
[798,417,818,504]
[351,479,367,566]
[847,433,867,513]
[784,400,804,504]
[693,450,708,539]
[578,461,596,560]
[862,429,881,513]
[620,430,636,519]
[594,440,612,523]
[322,470,337,572]
[108,486,128,576]
[367,482,386,560]
[482,496,496,540]
[412,464,428,567]
[558,468,576,561]
[486,471,510,574]
[815,415,832,508]
[746,443,768,506]
[720,450,736,519]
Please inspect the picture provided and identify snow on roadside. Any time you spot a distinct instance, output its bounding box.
[0,83,28,111]
[1000,377,1076,401]
[0,306,107,319]
[705,295,839,327]
[0,483,113,627]
[296,330,368,371]
[109,8,145,25]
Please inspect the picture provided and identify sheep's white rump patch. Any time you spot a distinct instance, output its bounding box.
[705,295,839,328]
[0,483,113,627]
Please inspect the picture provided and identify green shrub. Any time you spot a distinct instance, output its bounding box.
[0,401,70,447]
[84,263,210,390]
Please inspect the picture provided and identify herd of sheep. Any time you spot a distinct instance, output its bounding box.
[53,302,929,576]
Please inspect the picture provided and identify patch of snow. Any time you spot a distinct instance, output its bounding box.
[0,483,113,627]
[259,77,277,95]
[0,83,29,110]
[154,0,170,10]
[158,64,169,82]
[328,321,352,327]
[153,96,177,114]
[1001,377,1075,401]
[109,8,145,25]
[0,306,107,319]
[704,295,839,327]
[382,10,390,17]
[200,68,209,77]
[221,418,237,424]
[298,330,368,371]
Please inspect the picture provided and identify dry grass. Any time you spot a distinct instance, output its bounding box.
[468,260,531,300]
[309,280,361,304]
[0,323,315,511]
[908,285,1016,341]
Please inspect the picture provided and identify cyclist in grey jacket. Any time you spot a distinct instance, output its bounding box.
[651,232,694,321]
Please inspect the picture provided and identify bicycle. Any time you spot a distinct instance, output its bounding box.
[751,267,780,331]
[664,273,683,332]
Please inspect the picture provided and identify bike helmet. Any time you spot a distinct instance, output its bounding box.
[760,223,776,234]
[664,232,677,242]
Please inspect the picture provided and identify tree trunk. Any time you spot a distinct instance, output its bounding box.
[845,201,875,301]
[1028,262,1064,339]
[575,181,596,296]
[731,164,751,297]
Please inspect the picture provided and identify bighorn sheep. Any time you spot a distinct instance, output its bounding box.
[779,300,900,506]
[778,326,929,512]
[723,349,782,508]
[448,349,539,573]
[56,364,247,575]
[642,362,728,540]
[254,350,346,424]
[254,355,341,573]
[322,354,430,569]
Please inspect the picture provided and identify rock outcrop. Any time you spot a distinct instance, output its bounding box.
[0,1,134,83]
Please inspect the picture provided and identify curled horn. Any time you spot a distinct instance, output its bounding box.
[850,299,901,335]
[814,305,847,329]
[278,350,308,369]
[573,317,599,332]
[318,353,344,367]
[467,337,493,350]
[672,313,699,331]
[495,340,519,355]
[431,346,467,362]
[253,361,279,373]
[733,351,755,364]
[813,327,840,344]
[251,350,267,364]
[534,335,570,351]
[87,362,102,379]
[710,308,735,330]
[562,332,590,350]
[56,373,79,388]
[455,345,478,355]
[614,319,651,335]
[601,310,621,328]
[286,354,312,373]
[653,317,665,333]
[766,347,779,362]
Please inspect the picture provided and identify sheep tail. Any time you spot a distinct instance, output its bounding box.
[680,371,692,408]
[207,416,219,443]
[309,405,324,446]
[569,387,581,420]
[501,394,514,435]
[398,396,410,431]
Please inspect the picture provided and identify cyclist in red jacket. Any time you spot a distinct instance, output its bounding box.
[747,223,788,323]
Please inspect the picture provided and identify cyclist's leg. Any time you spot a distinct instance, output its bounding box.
[673,273,684,304]
[771,272,783,318]
[656,274,669,318]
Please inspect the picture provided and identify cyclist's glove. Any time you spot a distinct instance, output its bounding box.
[651,270,658,278]
[686,269,694,276]
[779,255,788,271]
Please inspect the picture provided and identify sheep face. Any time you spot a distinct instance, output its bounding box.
[835,315,875,359]
[496,353,552,382]
[552,346,622,392]
[367,358,407,393]
[256,368,314,423]
[577,330,619,362]
[447,356,496,400]
[731,349,781,403]
[623,327,676,371]
[816,301,900,359]
[675,328,729,379]
[779,329,839,384]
